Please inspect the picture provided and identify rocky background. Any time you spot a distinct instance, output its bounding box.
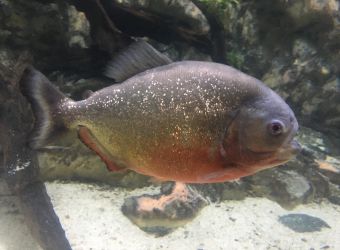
[1,0,340,213]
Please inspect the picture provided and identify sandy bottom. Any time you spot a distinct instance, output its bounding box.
[1,181,340,250]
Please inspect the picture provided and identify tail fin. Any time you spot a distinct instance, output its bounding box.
[20,67,72,149]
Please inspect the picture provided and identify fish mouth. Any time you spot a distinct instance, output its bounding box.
[255,139,302,168]
[276,139,302,161]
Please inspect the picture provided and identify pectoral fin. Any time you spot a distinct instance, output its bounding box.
[78,126,125,172]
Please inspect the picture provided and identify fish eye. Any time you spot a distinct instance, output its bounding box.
[267,120,285,136]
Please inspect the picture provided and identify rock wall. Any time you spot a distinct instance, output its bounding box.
[198,0,340,131]
[0,0,339,209]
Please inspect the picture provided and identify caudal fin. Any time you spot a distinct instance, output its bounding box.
[20,67,71,149]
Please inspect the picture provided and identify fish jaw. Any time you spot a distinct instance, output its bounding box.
[276,139,302,161]
[214,133,302,183]
[240,139,302,173]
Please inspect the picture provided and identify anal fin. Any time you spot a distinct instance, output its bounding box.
[78,126,125,172]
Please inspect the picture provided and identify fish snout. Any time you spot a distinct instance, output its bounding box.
[289,139,302,155]
[277,139,302,161]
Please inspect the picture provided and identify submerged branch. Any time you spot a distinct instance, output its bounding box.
[0,55,72,250]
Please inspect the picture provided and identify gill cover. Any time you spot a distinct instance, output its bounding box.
[235,96,298,154]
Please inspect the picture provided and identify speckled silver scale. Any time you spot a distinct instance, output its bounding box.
[23,41,299,183]
[60,61,268,175]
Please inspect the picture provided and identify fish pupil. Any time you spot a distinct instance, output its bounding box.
[269,121,283,135]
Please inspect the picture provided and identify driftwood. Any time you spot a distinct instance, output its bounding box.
[0,54,72,250]
[71,0,226,60]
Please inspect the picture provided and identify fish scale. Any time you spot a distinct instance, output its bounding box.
[22,42,300,183]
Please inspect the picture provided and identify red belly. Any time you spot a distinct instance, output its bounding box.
[130,145,255,184]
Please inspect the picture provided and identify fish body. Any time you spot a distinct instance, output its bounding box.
[22,44,300,184]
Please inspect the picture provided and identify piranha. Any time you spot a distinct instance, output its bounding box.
[22,41,301,185]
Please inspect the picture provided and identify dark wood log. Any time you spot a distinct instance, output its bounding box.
[191,0,228,64]
[0,54,72,250]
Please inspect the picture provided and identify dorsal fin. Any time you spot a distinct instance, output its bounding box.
[104,40,172,82]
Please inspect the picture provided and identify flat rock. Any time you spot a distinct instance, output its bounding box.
[328,195,340,206]
[279,213,331,233]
